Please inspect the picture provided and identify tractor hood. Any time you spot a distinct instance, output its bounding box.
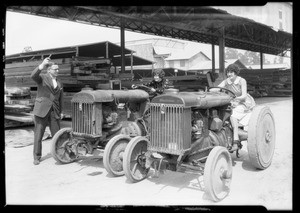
[71,89,149,103]
[151,90,232,108]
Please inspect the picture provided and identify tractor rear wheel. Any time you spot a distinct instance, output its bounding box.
[204,146,232,202]
[103,134,131,176]
[247,106,275,169]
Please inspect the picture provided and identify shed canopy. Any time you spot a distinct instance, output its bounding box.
[112,54,153,67]
[7,6,292,56]
[5,41,153,66]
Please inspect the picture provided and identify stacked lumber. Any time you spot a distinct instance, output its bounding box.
[4,87,35,128]
[5,87,34,108]
[5,58,76,87]
[5,112,34,128]
[271,69,292,95]
[239,68,292,97]
[4,57,112,89]
[5,56,114,118]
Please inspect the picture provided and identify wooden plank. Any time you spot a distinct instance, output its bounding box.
[4,64,72,76]
[77,75,109,81]
[5,119,34,128]
[5,58,65,68]
[5,74,78,87]
[75,57,111,64]
[5,113,34,123]
[5,104,32,110]
[5,76,37,87]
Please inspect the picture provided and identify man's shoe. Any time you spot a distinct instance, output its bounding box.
[33,160,40,165]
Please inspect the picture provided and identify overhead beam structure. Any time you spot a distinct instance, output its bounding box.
[6,6,292,55]
[6,6,292,77]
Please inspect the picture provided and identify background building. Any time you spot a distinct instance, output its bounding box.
[214,3,293,33]
[214,3,292,66]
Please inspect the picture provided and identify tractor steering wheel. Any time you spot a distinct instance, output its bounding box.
[208,86,236,98]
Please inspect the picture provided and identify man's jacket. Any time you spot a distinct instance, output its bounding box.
[31,67,63,119]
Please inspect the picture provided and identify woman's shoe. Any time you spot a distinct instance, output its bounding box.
[229,140,240,153]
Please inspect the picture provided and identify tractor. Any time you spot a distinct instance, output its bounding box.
[51,86,150,176]
[121,87,275,201]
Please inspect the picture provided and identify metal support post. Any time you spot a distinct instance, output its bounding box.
[120,18,125,73]
[212,43,215,75]
[219,28,225,79]
[260,51,263,70]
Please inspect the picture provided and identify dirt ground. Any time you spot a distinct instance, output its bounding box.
[4,97,293,210]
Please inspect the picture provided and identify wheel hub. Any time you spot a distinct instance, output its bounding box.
[265,130,271,143]
[137,154,146,167]
[118,152,124,160]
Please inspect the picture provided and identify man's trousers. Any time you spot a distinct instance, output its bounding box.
[33,108,60,160]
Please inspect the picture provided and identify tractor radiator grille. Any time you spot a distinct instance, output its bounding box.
[72,102,94,136]
[149,103,191,155]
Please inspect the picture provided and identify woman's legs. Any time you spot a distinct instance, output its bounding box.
[230,116,240,151]
[230,116,239,141]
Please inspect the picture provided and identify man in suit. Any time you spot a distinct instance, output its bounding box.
[31,57,64,165]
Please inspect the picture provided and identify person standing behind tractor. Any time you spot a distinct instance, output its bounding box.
[131,69,170,120]
[31,57,64,165]
[145,69,170,98]
[218,64,256,153]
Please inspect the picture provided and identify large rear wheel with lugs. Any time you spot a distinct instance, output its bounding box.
[247,106,275,169]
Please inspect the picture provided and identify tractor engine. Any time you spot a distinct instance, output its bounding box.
[71,88,149,149]
[189,107,233,160]
[147,89,234,169]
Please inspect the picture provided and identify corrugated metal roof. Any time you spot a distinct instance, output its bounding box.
[7,6,292,56]
[5,41,153,66]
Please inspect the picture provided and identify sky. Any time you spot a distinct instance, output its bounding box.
[4,10,218,61]
[4,11,166,55]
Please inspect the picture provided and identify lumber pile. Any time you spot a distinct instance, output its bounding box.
[4,57,112,89]
[5,112,34,128]
[4,87,35,128]
[4,56,115,118]
[239,68,292,97]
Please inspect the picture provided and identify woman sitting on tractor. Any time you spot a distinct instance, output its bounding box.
[218,64,256,152]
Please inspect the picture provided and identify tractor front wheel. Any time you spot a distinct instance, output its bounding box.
[103,134,131,176]
[123,136,149,182]
[51,128,77,164]
[204,146,233,202]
